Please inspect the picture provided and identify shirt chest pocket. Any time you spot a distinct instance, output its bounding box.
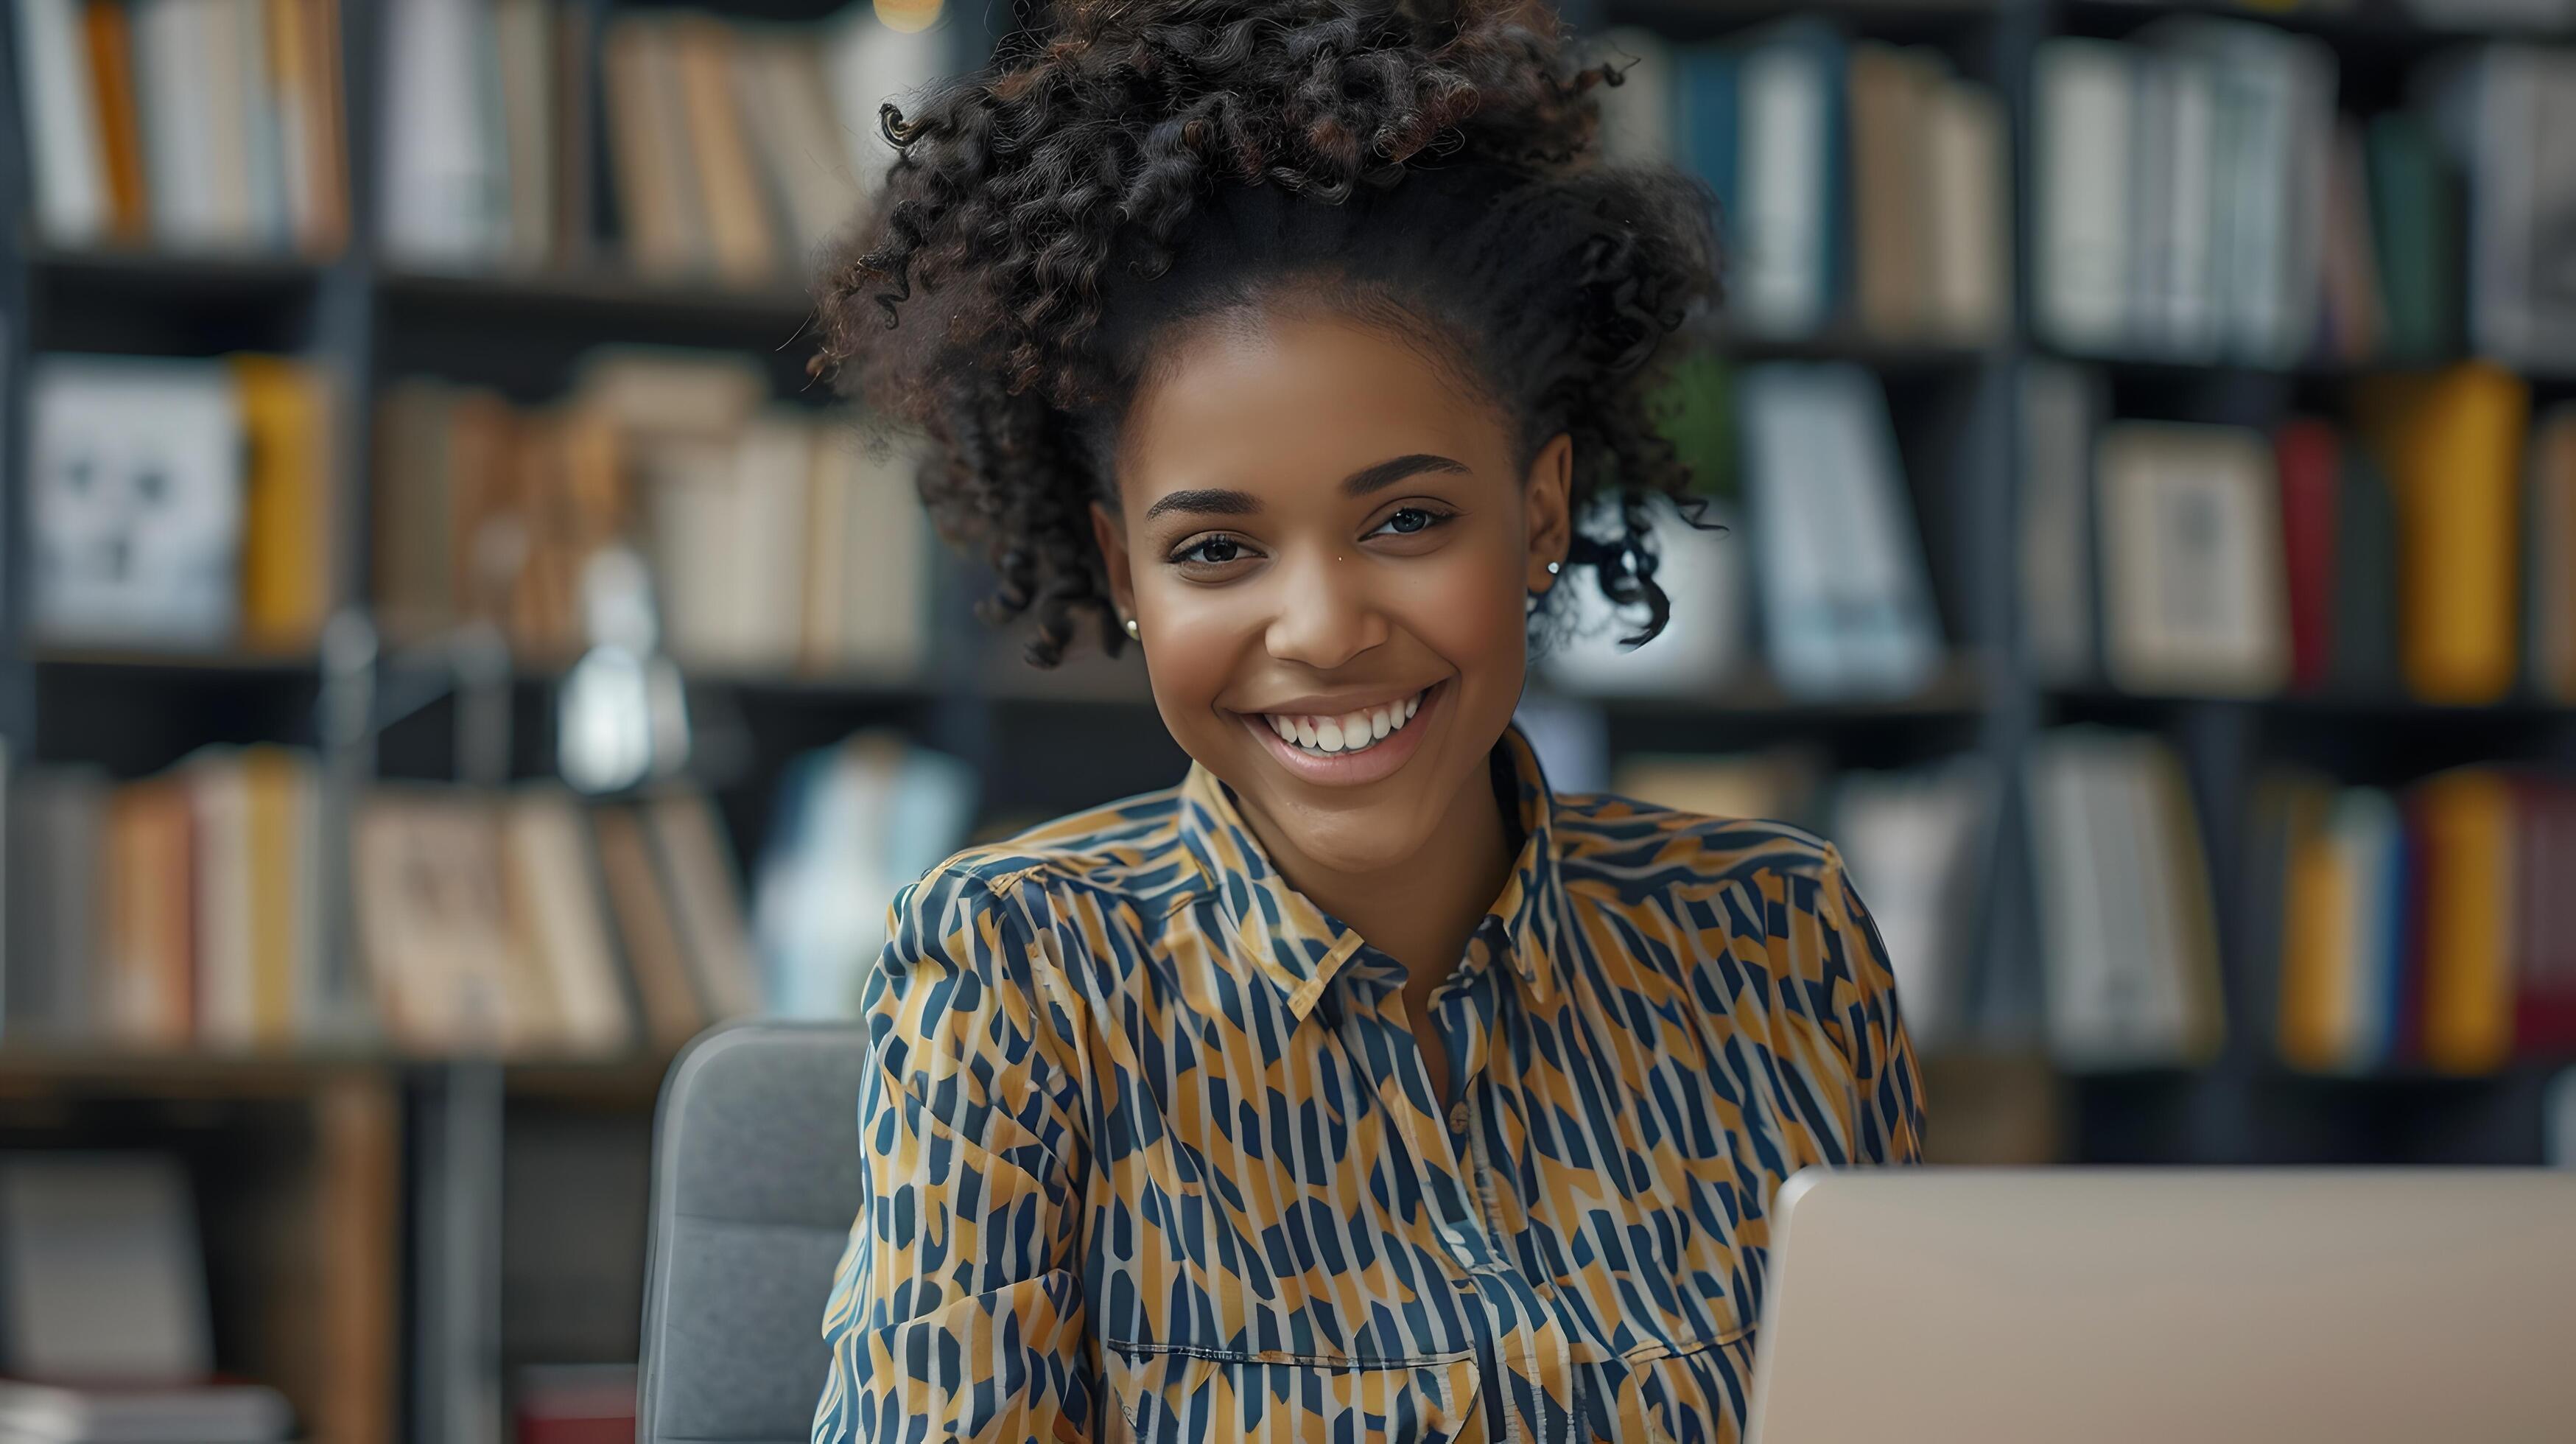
[1105,1345,1484,1444]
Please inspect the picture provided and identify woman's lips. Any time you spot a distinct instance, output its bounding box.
[1238,681,1444,786]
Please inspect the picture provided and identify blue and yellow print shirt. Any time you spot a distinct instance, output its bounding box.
[815,726,1923,1444]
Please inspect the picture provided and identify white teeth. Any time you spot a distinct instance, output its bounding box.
[1263,689,1428,757]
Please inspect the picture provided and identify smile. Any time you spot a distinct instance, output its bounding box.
[1257,688,1428,757]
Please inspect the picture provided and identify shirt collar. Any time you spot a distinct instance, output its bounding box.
[1177,724,1568,1021]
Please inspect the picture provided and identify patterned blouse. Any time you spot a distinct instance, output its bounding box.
[814,726,1923,1444]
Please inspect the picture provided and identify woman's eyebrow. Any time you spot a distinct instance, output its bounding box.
[1344,453,1470,497]
[1143,488,1260,521]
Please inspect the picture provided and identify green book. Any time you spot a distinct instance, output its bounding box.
[2329,444,2400,695]
[2366,114,2460,361]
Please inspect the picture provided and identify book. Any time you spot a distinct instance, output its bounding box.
[4,768,108,1040]
[734,33,862,270]
[669,13,777,283]
[2095,422,2291,696]
[0,1155,214,1382]
[133,0,220,245]
[2318,118,2387,363]
[603,15,705,275]
[2273,419,2340,693]
[85,0,148,241]
[2020,360,2101,685]
[2033,39,2134,354]
[2414,768,2516,1075]
[29,356,245,648]
[15,0,109,242]
[1845,43,1931,340]
[1918,71,2009,343]
[2356,362,2528,705]
[2530,404,2576,701]
[379,0,506,264]
[646,791,759,1021]
[1738,364,1942,698]
[1829,757,1995,1053]
[353,788,538,1054]
[2026,728,2222,1068]
[590,805,708,1049]
[1730,21,1843,337]
[2418,44,2576,376]
[231,354,337,650]
[2328,444,2401,695]
[492,0,554,264]
[500,788,634,1056]
[2365,113,2459,362]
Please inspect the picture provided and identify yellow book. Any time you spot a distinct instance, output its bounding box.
[2279,782,2351,1071]
[2357,362,2528,704]
[2415,769,2516,1075]
[231,355,336,649]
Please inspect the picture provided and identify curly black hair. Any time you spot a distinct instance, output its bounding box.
[813,0,1720,666]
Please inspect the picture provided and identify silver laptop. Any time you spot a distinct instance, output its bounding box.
[1747,1168,2576,1444]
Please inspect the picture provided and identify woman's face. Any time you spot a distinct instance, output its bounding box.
[1092,306,1572,880]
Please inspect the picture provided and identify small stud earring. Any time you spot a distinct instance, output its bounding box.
[1123,617,1141,640]
[1545,561,1562,576]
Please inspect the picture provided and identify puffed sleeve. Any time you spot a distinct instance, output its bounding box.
[812,862,1097,1443]
[1808,842,1926,1165]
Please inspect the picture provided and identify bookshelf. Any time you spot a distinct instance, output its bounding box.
[4,0,2576,1439]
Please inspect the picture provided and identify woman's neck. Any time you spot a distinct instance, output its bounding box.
[1243,749,1519,988]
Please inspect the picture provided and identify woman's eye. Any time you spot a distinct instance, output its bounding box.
[1375,508,1445,536]
[1179,536,1243,566]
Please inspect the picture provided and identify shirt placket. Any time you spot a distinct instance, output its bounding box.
[1340,922,1580,1444]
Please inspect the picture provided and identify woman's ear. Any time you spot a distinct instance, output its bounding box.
[1091,500,1138,623]
[1523,432,1574,594]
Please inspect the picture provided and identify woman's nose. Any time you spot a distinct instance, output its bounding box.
[1263,551,1389,670]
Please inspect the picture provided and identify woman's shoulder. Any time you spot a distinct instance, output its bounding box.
[1550,789,1846,889]
[902,782,1199,919]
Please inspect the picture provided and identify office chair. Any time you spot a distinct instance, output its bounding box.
[638,1021,868,1444]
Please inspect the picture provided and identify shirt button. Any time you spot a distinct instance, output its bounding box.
[1447,1102,1469,1133]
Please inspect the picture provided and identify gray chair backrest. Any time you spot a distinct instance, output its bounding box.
[639,1021,868,1444]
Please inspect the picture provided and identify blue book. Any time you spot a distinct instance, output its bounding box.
[1678,45,1738,254]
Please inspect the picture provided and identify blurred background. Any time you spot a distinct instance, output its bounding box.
[0,0,2572,1438]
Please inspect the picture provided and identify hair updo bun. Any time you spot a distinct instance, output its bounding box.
[815,0,1720,666]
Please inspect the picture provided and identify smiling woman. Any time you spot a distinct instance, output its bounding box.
[806,3,1923,1443]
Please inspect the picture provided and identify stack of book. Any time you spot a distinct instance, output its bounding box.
[10,0,348,252]
[2032,26,2576,371]
[1,751,759,1057]
[2021,361,2575,706]
[2253,766,2576,1075]
[26,353,340,652]
[1593,22,2010,343]
[375,0,945,279]
[2025,727,2227,1070]
[373,348,933,676]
